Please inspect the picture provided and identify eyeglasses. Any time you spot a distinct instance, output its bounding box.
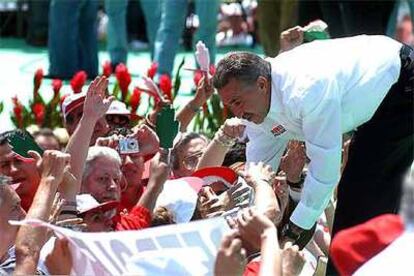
[182,151,203,171]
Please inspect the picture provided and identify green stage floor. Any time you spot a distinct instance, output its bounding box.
[0,38,263,132]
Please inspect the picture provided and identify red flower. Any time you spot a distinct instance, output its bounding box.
[147,62,158,79]
[130,87,141,113]
[12,96,23,128]
[70,71,88,93]
[52,79,63,98]
[159,74,172,101]
[33,68,44,99]
[115,64,131,100]
[209,64,216,76]
[32,103,45,126]
[193,70,203,87]
[102,61,112,77]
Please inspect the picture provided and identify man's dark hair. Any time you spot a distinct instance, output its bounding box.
[213,51,271,89]
[222,142,246,167]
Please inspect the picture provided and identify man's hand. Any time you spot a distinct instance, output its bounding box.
[149,151,170,185]
[214,230,247,276]
[280,26,304,53]
[192,75,214,107]
[236,208,277,251]
[83,76,114,123]
[197,187,226,218]
[221,118,246,139]
[240,162,276,188]
[28,150,71,185]
[45,238,73,275]
[282,242,306,276]
[131,124,160,156]
[280,141,306,183]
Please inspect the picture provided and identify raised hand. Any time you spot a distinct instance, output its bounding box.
[221,118,246,139]
[240,162,276,188]
[156,105,179,149]
[83,76,114,122]
[282,242,306,276]
[236,207,277,251]
[28,150,71,186]
[214,230,247,276]
[280,26,304,53]
[280,141,306,183]
[130,124,160,156]
[192,75,214,107]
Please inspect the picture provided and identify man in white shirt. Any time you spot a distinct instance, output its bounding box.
[213,34,413,249]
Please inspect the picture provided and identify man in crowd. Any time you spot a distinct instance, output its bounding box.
[213,29,414,253]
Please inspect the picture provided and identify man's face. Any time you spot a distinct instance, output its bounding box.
[121,154,144,188]
[0,186,26,250]
[35,135,60,151]
[0,144,40,199]
[83,208,116,232]
[82,157,122,202]
[218,77,270,124]
[106,114,130,131]
[65,106,109,145]
[175,138,208,177]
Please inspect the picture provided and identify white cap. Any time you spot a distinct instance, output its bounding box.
[155,177,203,223]
[106,100,130,116]
[76,194,118,214]
[61,92,87,121]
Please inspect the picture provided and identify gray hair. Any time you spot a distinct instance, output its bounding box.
[83,146,122,181]
[212,51,271,89]
[172,132,209,170]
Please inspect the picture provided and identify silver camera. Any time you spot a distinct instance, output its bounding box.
[118,137,139,154]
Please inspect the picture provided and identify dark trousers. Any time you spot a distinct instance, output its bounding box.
[327,44,414,275]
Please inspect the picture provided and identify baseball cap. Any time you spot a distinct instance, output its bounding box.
[76,194,119,215]
[192,167,238,194]
[155,177,204,223]
[106,100,130,116]
[61,92,86,121]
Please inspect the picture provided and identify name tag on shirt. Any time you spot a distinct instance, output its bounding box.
[270,125,287,137]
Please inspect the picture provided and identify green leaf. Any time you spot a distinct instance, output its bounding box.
[173,57,185,99]
[0,102,3,114]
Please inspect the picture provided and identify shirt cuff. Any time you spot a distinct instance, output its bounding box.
[290,201,320,230]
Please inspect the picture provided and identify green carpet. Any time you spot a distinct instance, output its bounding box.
[0,38,263,132]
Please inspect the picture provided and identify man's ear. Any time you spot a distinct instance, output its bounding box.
[257,76,269,94]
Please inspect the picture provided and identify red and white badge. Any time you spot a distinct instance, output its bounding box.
[270,125,286,137]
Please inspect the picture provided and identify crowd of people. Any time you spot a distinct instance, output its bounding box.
[1,0,414,275]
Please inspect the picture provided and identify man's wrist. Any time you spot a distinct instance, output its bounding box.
[80,116,97,127]
[187,100,201,112]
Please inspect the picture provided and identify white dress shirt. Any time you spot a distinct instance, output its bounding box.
[245,35,402,229]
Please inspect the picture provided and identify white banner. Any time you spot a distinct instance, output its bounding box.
[11,217,230,276]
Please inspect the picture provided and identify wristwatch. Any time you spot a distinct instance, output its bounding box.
[281,221,304,242]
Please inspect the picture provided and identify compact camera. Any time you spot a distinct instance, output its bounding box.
[118,137,139,154]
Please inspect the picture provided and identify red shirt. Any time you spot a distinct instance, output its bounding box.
[113,204,151,231]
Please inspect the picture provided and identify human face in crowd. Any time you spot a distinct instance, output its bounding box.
[82,208,116,232]
[218,76,271,124]
[121,154,145,188]
[35,135,60,151]
[0,144,40,200]
[175,137,208,177]
[82,156,122,202]
[106,115,130,131]
[0,186,26,257]
[65,106,110,145]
